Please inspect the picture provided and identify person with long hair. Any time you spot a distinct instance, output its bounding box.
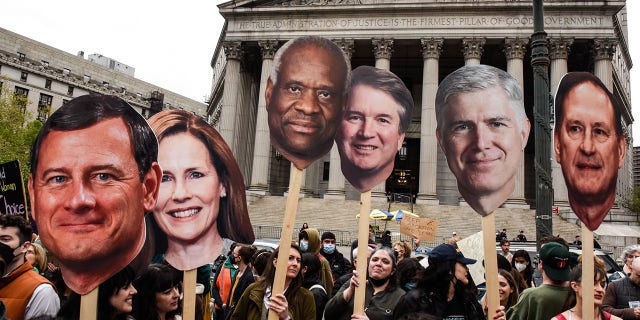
[148,109,254,271]
[58,266,138,320]
[325,247,405,320]
[512,250,535,290]
[25,243,47,274]
[230,244,315,320]
[132,264,182,320]
[394,243,506,320]
[496,269,519,310]
[552,262,621,320]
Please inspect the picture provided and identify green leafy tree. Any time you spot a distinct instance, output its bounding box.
[0,79,42,190]
[624,186,640,214]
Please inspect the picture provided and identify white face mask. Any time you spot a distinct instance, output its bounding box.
[515,263,526,272]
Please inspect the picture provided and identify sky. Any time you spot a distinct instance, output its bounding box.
[1,1,639,143]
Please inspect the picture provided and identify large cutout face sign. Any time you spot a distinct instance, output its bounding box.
[149,109,254,270]
[435,65,530,216]
[28,95,162,295]
[554,72,626,231]
[336,66,412,192]
[265,36,349,170]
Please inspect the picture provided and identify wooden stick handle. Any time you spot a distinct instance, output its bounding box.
[582,227,595,320]
[80,287,98,320]
[183,269,197,320]
[482,213,498,320]
[353,191,372,315]
[268,166,303,320]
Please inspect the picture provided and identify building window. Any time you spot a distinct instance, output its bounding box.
[67,86,74,96]
[14,87,29,113]
[38,93,53,122]
[322,161,330,181]
[45,79,52,89]
[20,71,28,82]
[17,52,25,61]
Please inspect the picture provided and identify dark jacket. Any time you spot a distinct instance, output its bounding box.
[319,249,352,283]
[393,286,484,320]
[325,280,405,320]
[602,276,640,319]
[230,282,315,320]
[223,268,255,320]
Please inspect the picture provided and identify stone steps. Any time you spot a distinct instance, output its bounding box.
[247,195,585,248]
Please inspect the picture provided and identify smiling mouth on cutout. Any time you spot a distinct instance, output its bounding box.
[169,208,200,219]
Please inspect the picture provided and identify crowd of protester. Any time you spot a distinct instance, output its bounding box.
[3,215,640,320]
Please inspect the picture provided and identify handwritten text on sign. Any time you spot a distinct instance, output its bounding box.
[400,215,439,241]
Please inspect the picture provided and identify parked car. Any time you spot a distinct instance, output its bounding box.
[253,238,279,252]
[496,241,622,278]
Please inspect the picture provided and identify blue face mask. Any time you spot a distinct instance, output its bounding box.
[300,240,309,252]
[323,243,336,254]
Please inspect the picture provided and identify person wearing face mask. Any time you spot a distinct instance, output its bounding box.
[299,228,334,297]
[0,215,59,320]
[319,232,352,287]
[511,250,535,291]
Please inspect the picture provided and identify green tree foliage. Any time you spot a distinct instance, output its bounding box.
[624,187,640,213]
[0,80,42,188]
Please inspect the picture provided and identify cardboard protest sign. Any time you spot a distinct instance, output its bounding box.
[457,231,486,285]
[399,214,439,241]
[554,72,625,231]
[149,109,254,271]
[435,65,530,216]
[335,66,413,192]
[265,36,350,170]
[0,160,27,219]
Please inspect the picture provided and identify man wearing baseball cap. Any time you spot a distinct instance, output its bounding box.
[507,242,571,320]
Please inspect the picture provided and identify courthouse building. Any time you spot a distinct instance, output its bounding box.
[0,27,206,120]
[208,0,633,216]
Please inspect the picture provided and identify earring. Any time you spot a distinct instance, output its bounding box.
[221,190,227,198]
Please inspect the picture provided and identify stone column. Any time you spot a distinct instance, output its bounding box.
[593,38,618,91]
[549,37,573,208]
[416,38,443,204]
[371,38,394,202]
[462,38,485,65]
[219,41,244,151]
[503,37,529,208]
[248,40,279,198]
[373,38,393,71]
[324,39,354,199]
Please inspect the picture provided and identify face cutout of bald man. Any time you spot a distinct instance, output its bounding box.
[436,65,530,216]
[554,72,626,231]
[336,66,413,192]
[265,36,350,170]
